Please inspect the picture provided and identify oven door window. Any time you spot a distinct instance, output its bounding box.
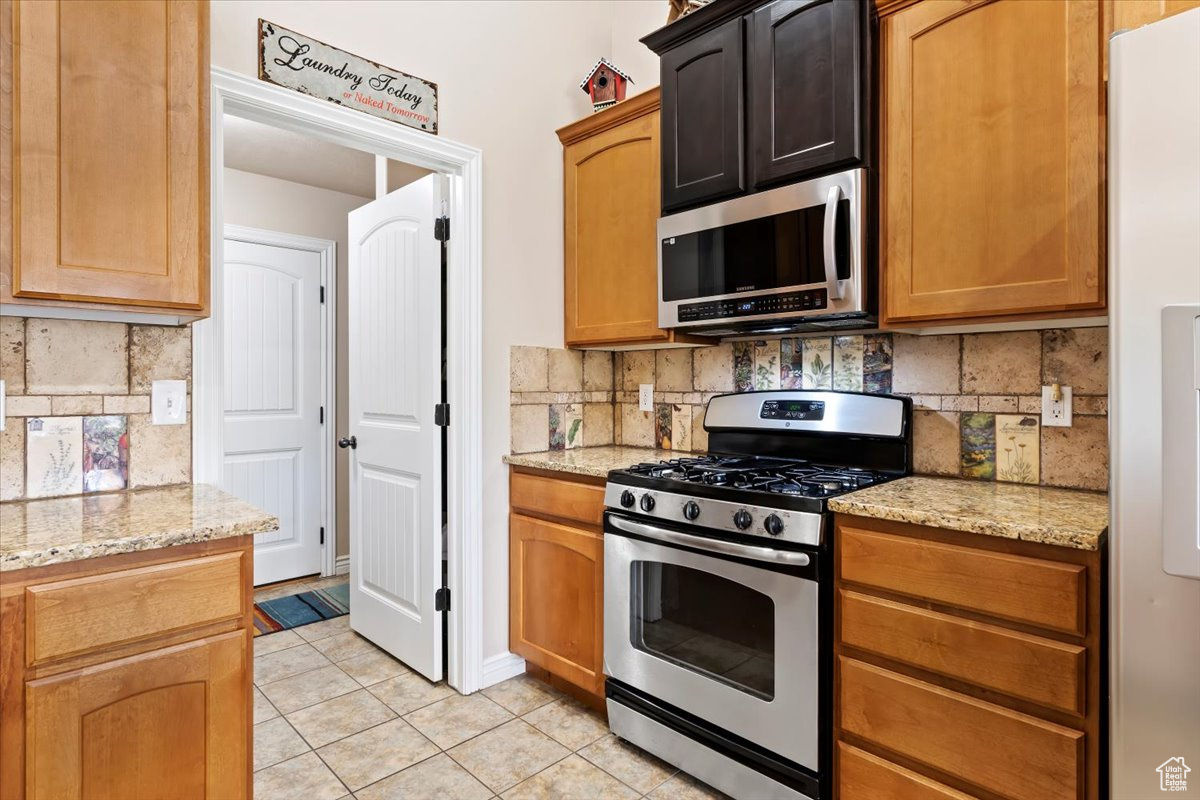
[630,561,775,700]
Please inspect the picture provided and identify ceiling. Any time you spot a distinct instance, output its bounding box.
[223,115,432,198]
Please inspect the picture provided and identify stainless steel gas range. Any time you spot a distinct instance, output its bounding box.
[602,390,912,800]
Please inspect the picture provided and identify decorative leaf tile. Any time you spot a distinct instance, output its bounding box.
[655,403,673,449]
[753,340,780,390]
[732,342,754,393]
[801,338,833,390]
[833,336,864,391]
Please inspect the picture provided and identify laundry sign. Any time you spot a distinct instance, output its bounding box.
[258,20,438,134]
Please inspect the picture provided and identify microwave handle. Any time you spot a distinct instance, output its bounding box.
[823,185,846,301]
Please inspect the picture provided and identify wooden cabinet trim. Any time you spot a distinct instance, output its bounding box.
[557,87,661,145]
[839,657,1084,800]
[839,588,1087,716]
[25,551,245,667]
[838,523,1087,636]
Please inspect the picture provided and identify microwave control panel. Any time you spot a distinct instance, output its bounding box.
[676,289,828,323]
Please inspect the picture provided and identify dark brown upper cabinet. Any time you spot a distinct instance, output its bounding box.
[747,0,865,190]
[644,0,871,215]
[659,17,746,213]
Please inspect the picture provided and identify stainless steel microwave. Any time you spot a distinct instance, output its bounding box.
[657,168,872,335]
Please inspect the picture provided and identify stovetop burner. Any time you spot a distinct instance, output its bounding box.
[622,455,889,499]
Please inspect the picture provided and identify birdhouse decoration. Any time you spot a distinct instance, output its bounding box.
[579,58,633,113]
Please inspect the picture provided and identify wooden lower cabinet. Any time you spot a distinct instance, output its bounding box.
[833,515,1103,800]
[0,538,253,800]
[25,632,247,800]
[509,467,606,701]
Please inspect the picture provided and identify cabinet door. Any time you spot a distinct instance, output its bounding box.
[509,513,604,695]
[25,631,249,800]
[564,106,668,346]
[882,0,1106,323]
[11,0,208,312]
[660,17,745,211]
[748,0,864,189]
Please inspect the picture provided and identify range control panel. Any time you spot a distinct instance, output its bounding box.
[677,289,828,323]
[760,399,826,421]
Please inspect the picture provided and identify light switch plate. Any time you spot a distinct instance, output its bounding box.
[639,383,654,412]
[1041,385,1073,427]
[151,380,187,425]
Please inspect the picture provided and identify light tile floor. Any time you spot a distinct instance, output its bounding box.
[253,578,728,800]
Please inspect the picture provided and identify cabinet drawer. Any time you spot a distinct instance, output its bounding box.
[839,526,1086,635]
[840,590,1086,715]
[839,657,1083,800]
[25,552,246,665]
[838,743,975,800]
[511,470,605,528]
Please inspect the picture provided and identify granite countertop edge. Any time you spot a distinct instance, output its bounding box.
[1,484,279,572]
[505,450,1108,552]
[828,477,1108,552]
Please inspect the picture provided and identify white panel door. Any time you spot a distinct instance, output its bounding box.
[223,238,324,586]
[347,175,443,681]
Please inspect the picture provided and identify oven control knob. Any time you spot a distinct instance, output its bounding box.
[620,490,636,508]
[764,514,784,536]
[640,494,656,513]
[683,501,701,521]
[733,509,753,530]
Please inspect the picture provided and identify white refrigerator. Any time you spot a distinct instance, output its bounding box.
[1109,9,1200,798]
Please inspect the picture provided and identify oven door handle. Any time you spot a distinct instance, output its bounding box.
[823,184,846,301]
[608,516,811,567]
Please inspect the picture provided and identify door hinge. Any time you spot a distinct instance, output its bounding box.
[319,406,325,424]
[434,587,450,612]
[320,285,326,304]
[434,403,450,427]
[319,527,325,545]
[434,216,450,242]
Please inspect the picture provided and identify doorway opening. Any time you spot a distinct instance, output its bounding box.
[194,68,484,692]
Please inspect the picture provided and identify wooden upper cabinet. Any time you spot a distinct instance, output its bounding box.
[8,0,208,315]
[881,0,1106,324]
[1112,0,1200,30]
[25,632,248,800]
[559,89,674,347]
[659,17,745,212]
[748,0,865,190]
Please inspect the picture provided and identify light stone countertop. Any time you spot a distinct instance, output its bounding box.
[504,446,696,479]
[0,484,278,571]
[828,476,1108,550]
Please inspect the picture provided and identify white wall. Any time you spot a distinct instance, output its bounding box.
[222,167,370,558]
[212,0,670,663]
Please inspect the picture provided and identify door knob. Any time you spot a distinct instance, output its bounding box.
[338,436,357,449]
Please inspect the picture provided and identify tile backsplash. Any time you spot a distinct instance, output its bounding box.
[0,318,191,501]
[510,327,1109,492]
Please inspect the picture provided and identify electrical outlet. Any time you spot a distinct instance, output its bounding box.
[639,383,654,412]
[1041,384,1073,427]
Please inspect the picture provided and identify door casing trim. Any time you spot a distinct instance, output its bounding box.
[194,67,485,694]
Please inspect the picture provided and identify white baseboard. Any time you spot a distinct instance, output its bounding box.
[334,555,350,576]
[480,652,526,689]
